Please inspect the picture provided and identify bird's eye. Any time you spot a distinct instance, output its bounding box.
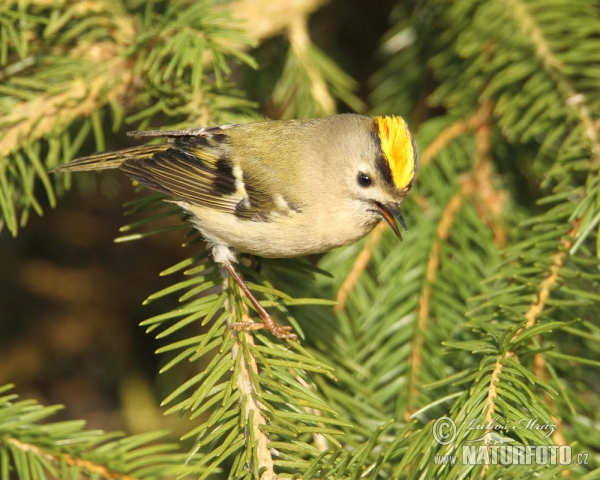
[358,172,372,187]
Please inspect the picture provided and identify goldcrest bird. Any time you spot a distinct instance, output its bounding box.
[54,113,418,341]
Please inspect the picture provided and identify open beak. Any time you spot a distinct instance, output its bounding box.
[375,202,408,240]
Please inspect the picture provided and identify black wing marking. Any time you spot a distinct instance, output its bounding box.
[119,145,241,213]
[119,134,282,220]
[58,124,288,221]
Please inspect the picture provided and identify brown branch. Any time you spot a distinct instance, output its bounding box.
[419,99,493,167]
[513,220,580,338]
[484,354,510,427]
[419,100,509,247]
[419,121,470,168]
[516,221,580,452]
[405,182,468,421]
[405,101,500,420]
[467,100,508,248]
[479,352,511,478]
[3,437,137,480]
[481,221,580,476]
[334,223,386,312]
[231,326,277,480]
[469,159,508,248]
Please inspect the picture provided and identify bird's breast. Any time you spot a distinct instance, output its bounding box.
[184,201,379,258]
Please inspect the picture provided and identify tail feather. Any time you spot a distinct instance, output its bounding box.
[52,145,167,173]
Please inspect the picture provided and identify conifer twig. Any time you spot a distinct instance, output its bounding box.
[419,100,493,167]
[287,17,336,115]
[231,328,277,480]
[516,220,580,452]
[481,220,581,476]
[226,0,328,43]
[405,184,467,420]
[3,437,137,480]
[406,101,500,419]
[480,353,511,478]
[506,0,600,161]
[518,222,580,333]
[334,223,386,312]
[223,270,276,480]
[469,101,507,247]
[0,60,133,157]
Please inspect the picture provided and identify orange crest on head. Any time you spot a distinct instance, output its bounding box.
[374,116,417,190]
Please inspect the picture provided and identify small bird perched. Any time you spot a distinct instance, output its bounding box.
[54,114,418,341]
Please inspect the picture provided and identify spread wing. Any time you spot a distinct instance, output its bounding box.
[54,125,288,221]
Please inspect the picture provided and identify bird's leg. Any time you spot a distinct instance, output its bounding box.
[224,263,298,341]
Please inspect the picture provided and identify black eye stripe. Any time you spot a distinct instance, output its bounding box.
[358,172,372,187]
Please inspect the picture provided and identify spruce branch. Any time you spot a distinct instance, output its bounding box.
[4,0,600,477]
[516,221,581,336]
[405,177,468,420]
[225,0,329,46]
[334,223,387,313]
[391,6,600,472]
[486,220,581,458]
[0,58,133,158]
[443,3,600,471]
[4,437,138,480]
[0,385,187,479]
[0,0,257,236]
[505,0,600,159]
[419,100,494,167]
[270,6,364,118]
[287,16,336,116]
[223,270,276,480]
[121,221,342,478]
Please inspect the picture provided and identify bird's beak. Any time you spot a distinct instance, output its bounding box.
[375,202,408,240]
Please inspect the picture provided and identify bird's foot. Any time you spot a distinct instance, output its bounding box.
[229,315,298,341]
[224,262,299,342]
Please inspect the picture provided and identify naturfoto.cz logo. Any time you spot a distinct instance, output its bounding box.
[432,416,589,466]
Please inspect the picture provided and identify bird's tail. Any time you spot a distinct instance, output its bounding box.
[52,145,167,173]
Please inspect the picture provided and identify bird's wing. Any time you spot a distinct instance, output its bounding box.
[125,139,304,221]
[119,137,244,214]
[55,125,299,221]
